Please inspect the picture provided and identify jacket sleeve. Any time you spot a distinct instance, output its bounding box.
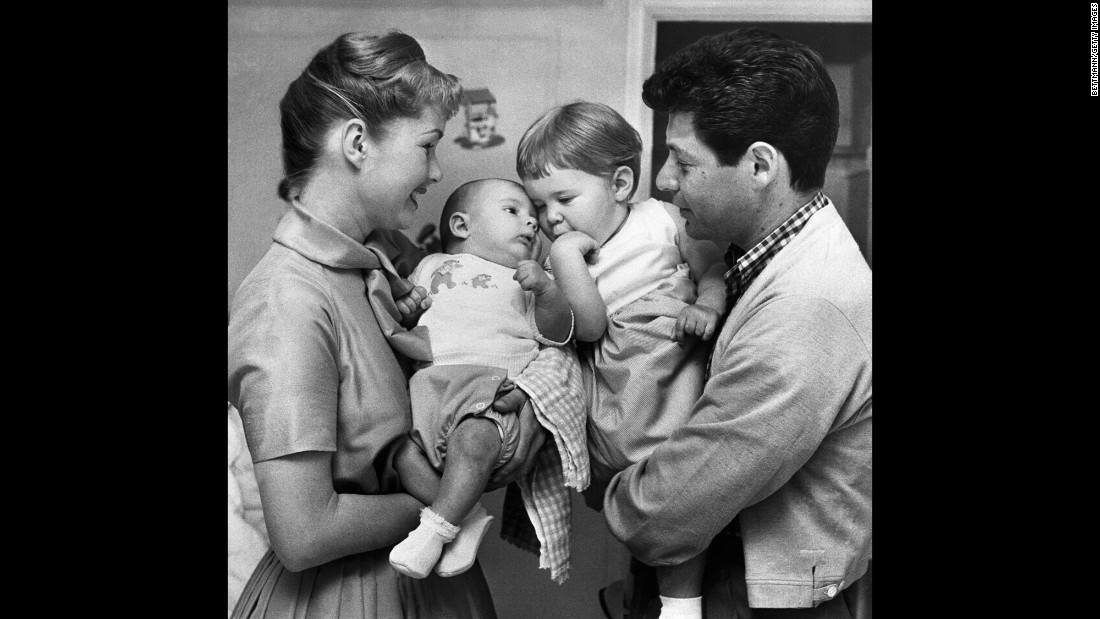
[602,296,867,566]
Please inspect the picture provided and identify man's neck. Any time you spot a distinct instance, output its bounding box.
[739,188,820,251]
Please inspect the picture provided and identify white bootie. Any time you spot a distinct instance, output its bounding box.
[435,502,493,577]
[389,507,459,579]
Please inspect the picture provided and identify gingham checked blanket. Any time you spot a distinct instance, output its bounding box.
[506,344,589,584]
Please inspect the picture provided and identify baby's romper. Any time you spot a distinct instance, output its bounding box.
[572,199,711,489]
[407,252,570,471]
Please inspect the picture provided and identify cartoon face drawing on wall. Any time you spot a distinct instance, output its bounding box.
[455,88,505,149]
[467,103,497,144]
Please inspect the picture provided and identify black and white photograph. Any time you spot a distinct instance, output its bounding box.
[228,1,873,617]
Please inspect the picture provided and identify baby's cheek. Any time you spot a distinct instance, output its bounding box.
[537,218,556,241]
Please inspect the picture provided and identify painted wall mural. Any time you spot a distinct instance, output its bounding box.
[454,88,505,149]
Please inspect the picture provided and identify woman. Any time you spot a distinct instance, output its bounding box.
[228,30,544,618]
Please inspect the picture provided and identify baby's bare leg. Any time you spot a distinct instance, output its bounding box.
[389,419,501,579]
[393,438,442,506]
[431,417,502,523]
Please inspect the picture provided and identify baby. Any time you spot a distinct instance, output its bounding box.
[517,101,728,619]
[388,178,579,580]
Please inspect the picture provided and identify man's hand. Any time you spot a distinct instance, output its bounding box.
[395,283,431,325]
[673,303,721,343]
[486,386,547,490]
[514,260,554,296]
[550,231,601,265]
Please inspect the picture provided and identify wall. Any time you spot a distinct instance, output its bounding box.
[229,1,627,309]
[229,3,631,617]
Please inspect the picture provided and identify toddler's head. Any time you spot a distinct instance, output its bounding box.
[516,101,643,242]
[439,178,540,269]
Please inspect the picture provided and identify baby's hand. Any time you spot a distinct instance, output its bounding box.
[551,231,600,264]
[514,260,553,295]
[673,303,721,343]
[395,283,431,323]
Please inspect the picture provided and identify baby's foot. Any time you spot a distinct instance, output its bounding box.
[389,508,459,579]
[435,502,493,577]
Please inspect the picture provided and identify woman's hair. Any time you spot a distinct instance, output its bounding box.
[642,28,839,192]
[516,101,643,199]
[277,30,462,201]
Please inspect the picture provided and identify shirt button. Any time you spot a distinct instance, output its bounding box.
[490,376,501,381]
[474,402,486,411]
[826,586,837,597]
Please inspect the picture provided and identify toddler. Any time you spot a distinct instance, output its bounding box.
[388,178,587,583]
[517,101,727,619]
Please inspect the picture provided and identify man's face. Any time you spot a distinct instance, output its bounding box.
[655,111,755,247]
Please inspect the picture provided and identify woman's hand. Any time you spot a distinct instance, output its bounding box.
[392,435,441,506]
[485,386,547,490]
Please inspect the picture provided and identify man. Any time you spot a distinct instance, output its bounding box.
[601,29,872,618]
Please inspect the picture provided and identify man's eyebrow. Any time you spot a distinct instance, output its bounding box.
[668,144,695,160]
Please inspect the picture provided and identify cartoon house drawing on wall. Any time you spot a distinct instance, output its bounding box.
[455,88,504,149]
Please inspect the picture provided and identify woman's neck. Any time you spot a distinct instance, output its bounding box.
[294,170,373,244]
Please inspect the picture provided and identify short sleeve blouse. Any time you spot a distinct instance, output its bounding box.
[227,205,426,494]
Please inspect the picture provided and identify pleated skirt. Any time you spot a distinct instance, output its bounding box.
[232,548,498,618]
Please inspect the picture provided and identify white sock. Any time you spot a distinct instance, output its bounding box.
[389,507,459,579]
[658,595,703,619]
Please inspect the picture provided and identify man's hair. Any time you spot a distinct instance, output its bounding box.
[642,28,839,191]
[439,178,523,252]
[516,101,642,199]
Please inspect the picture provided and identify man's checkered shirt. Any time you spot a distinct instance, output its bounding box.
[707,192,829,379]
[723,191,829,307]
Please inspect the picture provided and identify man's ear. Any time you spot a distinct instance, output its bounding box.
[747,142,780,186]
[341,119,370,168]
[449,212,471,240]
[611,165,635,202]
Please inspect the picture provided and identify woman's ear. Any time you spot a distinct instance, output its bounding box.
[341,119,369,168]
[449,212,471,240]
[611,165,635,202]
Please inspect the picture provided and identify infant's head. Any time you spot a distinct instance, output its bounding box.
[439,178,541,268]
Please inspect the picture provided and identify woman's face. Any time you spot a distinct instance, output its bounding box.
[361,105,447,232]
